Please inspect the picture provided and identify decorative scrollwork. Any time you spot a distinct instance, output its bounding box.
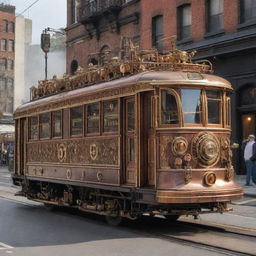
[184,168,192,184]
[57,144,67,163]
[90,143,98,160]
[192,132,220,167]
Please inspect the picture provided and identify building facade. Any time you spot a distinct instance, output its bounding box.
[67,0,256,173]
[0,4,15,123]
[66,0,140,74]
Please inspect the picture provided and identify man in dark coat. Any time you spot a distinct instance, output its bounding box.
[242,134,256,186]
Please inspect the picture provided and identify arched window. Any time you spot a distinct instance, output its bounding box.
[161,89,180,125]
[71,59,78,74]
[99,45,111,65]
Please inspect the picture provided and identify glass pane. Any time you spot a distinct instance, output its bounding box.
[104,100,118,132]
[127,101,135,131]
[181,89,202,124]
[40,113,50,139]
[161,90,179,124]
[70,106,83,136]
[52,111,62,137]
[206,90,221,124]
[29,116,38,140]
[152,15,163,50]
[87,103,100,133]
[182,5,192,26]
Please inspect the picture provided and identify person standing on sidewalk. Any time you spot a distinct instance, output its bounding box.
[242,134,256,186]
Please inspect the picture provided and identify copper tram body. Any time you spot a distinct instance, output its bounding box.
[12,45,243,222]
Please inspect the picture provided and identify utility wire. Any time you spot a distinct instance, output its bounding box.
[16,0,40,16]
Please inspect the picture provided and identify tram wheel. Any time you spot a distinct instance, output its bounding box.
[165,215,180,222]
[105,213,122,226]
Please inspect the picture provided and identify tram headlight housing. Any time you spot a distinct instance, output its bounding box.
[204,172,216,186]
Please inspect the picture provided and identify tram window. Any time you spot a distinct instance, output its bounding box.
[52,111,62,137]
[39,113,51,139]
[87,103,100,134]
[161,90,179,125]
[127,101,135,131]
[181,89,202,124]
[206,90,221,124]
[103,100,118,132]
[70,106,83,136]
[29,116,38,140]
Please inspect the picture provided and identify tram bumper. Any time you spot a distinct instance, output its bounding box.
[156,186,243,204]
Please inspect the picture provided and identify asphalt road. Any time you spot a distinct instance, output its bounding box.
[0,167,256,256]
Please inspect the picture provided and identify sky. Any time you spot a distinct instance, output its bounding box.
[8,0,67,44]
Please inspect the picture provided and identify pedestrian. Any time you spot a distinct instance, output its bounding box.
[242,134,256,186]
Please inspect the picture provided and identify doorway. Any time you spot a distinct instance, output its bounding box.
[242,114,255,140]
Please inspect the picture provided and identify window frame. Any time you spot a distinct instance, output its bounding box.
[102,98,120,134]
[86,102,101,136]
[70,106,84,137]
[206,0,224,33]
[52,110,63,139]
[29,115,39,141]
[205,89,223,127]
[177,4,192,41]
[159,88,183,128]
[152,15,164,51]
[39,112,51,140]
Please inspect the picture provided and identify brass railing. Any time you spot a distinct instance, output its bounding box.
[79,0,125,22]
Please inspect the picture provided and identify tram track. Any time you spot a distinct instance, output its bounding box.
[1,192,255,255]
[125,216,256,256]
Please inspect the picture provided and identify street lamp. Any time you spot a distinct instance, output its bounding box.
[41,27,65,80]
[41,29,50,80]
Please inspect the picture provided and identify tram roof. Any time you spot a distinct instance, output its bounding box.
[14,71,232,118]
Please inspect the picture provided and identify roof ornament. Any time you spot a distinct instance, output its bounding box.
[30,37,213,101]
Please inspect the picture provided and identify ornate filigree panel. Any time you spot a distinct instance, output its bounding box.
[27,137,119,166]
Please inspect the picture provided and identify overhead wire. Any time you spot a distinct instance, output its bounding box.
[16,0,40,16]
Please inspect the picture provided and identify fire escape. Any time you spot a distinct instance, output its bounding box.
[78,0,125,40]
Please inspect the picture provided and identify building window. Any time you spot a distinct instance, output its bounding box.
[7,59,13,71]
[71,0,78,24]
[206,0,224,32]
[70,106,83,136]
[2,20,8,32]
[0,58,6,71]
[152,15,163,50]
[178,4,192,40]
[240,0,256,23]
[8,40,14,52]
[0,77,6,91]
[8,22,14,33]
[1,39,7,51]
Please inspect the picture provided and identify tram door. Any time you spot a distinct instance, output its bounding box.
[124,97,136,184]
[143,92,155,186]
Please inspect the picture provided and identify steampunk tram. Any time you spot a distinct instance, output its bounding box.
[12,42,243,224]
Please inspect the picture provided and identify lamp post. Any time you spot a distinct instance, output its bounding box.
[41,29,50,80]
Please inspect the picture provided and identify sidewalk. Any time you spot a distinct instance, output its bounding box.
[235,175,256,197]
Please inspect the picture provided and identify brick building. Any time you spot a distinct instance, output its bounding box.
[0,4,15,123]
[66,0,140,74]
[66,0,256,173]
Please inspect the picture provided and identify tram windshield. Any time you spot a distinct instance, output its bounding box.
[181,89,202,124]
